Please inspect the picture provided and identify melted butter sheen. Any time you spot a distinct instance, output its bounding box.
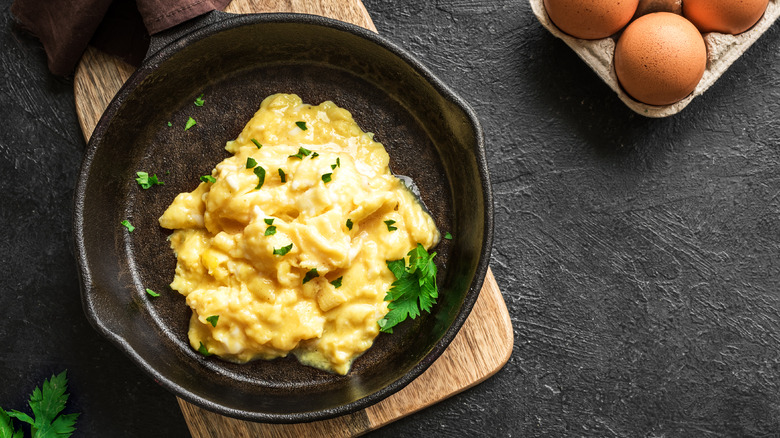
[159,94,440,375]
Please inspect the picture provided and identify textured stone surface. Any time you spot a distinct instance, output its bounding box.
[1,0,779,436]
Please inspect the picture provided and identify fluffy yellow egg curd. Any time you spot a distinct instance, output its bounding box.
[159,94,440,374]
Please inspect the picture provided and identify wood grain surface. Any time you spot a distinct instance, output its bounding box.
[73,0,512,436]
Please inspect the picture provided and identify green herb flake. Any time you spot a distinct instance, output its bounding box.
[278,168,287,183]
[198,342,212,356]
[254,166,266,189]
[295,121,307,131]
[246,157,257,169]
[251,138,263,149]
[167,121,172,127]
[135,171,164,189]
[206,315,219,327]
[120,220,135,232]
[200,175,216,183]
[378,244,438,333]
[444,232,453,240]
[384,219,398,231]
[302,268,319,284]
[330,276,343,288]
[194,93,205,107]
[264,218,275,225]
[184,117,197,131]
[145,288,160,297]
[265,226,277,236]
[273,243,293,256]
[288,147,312,160]
[331,157,341,169]
[346,218,353,230]
[311,152,319,158]
[2,371,79,437]
[322,173,332,183]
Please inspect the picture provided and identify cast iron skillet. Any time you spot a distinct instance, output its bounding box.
[74,12,492,423]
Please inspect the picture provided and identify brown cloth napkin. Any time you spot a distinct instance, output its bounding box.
[11,0,231,76]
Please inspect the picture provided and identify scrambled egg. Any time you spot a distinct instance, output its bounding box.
[159,94,439,374]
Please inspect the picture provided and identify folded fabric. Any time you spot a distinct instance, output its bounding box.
[11,0,231,76]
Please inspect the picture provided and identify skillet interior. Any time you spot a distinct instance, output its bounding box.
[75,14,490,422]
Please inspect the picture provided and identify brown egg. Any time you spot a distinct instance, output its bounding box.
[543,0,639,40]
[683,0,769,34]
[614,13,707,106]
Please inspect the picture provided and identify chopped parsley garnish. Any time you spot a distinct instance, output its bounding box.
[167,121,172,127]
[311,152,319,158]
[197,342,212,356]
[246,157,257,169]
[254,166,266,189]
[278,168,286,182]
[194,94,205,106]
[444,232,453,240]
[289,147,312,160]
[135,171,163,189]
[322,173,332,183]
[330,277,343,288]
[200,175,216,183]
[378,244,438,333]
[264,218,274,225]
[295,121,307,130]
[346,219,353,230]
[273,243,293,256]
[384,219,398,231]
[331,157,341,169]
[120,220,135,232]
[145,288,160,297]
[1,370,79,437]
[184,117,197,131]
[265,226,277,236]
[206,315,219,327]
[302,268,319,284]
[251,138,262,149]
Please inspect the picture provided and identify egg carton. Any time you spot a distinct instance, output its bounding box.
[529,0,780,117]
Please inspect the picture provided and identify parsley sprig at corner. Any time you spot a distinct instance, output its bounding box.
[0,370,79,438]
[378,244,438,334]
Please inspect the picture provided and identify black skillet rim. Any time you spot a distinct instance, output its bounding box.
[73,12,493,423]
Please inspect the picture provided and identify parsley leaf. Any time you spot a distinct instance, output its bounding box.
[288,147,312,160]
[264,218,274,225]
[378,244,438,333]
[346,219,353,230]
[135,171,164,189]
[194,94,205,107]
[167,121,172,127]
[295,121,307,130]
[1,407,23,438]
[197,342,212,356]
[278,168,286,183]
[145,288,160,297]
[330,276,343,288]
[322,173,332,183]
[384,219,398,231]
[251,138,262,149]
[331,157,341,169]
[254,166,266,189]
[120,220,134,232]
[200,175,216,183]
[206,315,219,327]
[302,268,319,284]
[444,232,453,240]
[184,117,197,131]
[5,371,79,438]
[265,226,277,236]
[246,157,257,169]
[273,244,293,256]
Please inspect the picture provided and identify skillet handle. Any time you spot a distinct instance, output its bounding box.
[144,10,235,61]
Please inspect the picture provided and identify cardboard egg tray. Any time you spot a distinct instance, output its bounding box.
[530,0,780,117]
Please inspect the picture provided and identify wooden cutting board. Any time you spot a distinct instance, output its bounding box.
[73,0,513,436]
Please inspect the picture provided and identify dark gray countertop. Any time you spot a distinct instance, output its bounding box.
[2,0,779,436]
